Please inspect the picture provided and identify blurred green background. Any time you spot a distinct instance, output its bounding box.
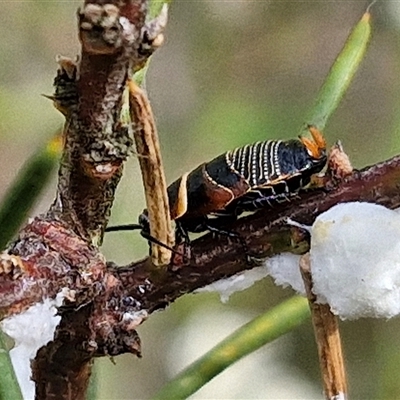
[1,1,400,399]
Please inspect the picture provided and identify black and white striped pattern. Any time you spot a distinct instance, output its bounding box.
[225,140,283,187]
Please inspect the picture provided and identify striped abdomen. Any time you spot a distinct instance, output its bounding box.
[221,138,327,214]
[226,139,325,190]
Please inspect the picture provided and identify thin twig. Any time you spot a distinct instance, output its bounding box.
[129,80,173,266]
[300,254,347,400]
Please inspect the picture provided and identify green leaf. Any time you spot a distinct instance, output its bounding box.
[0,332,23,400]
[303,11,371,133]
[0,135,61,249]
[152,296,310,400]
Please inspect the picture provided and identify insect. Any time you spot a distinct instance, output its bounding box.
[106,126,327,247]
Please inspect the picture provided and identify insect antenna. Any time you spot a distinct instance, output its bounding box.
[105,224,183,256]
[105,224,143,232]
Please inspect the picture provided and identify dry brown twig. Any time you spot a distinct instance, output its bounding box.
[129,79,173,266]
[300,254,348,400]
[294,142,352,400]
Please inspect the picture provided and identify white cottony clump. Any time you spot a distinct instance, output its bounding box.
[311,202,400,320]
[198,254,306,303]
[264,253,304,295]
[198,202,400,321]
[1,293,65,400]
[196,267,270,303]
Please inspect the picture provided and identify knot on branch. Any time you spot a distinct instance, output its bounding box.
[79,4,134,55]
[0,217,107,318]
[81,124,134,165]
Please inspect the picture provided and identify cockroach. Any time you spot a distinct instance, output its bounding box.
[106,126,327,249]
[167,125,326,238]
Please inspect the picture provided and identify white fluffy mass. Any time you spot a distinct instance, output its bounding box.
[1,294,64,400]
[264,253,304,295]
[199,202,400,321]
[310,202,400,320]
[196,267,270,303]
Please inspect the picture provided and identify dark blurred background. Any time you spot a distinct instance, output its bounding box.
[1,1,400,398]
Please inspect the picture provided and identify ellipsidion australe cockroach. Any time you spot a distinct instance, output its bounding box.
[106,126,327,248]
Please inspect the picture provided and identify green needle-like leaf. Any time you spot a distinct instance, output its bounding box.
[0,135,61,249]
[152,296,310,400]
[303,11,371,133]
[0,332,23,400]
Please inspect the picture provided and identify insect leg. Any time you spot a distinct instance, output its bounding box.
[200,217,256,262]
[175,221,191,245]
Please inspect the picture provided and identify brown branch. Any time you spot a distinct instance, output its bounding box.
[1,140,399,399]
[26,1,149,398]
[47,1,148,243]
[25,2,175,398]
[113,154,400,313]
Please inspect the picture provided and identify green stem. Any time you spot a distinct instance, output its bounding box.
[0,136,61,249]
[304,11,371,132]
[0,332,23,400]
[132,0,172,86]
[152,296,310,400]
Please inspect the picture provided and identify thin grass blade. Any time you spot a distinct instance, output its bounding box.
[152,296,310,400]
[303,11,371,133]
[0,135,61,249]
